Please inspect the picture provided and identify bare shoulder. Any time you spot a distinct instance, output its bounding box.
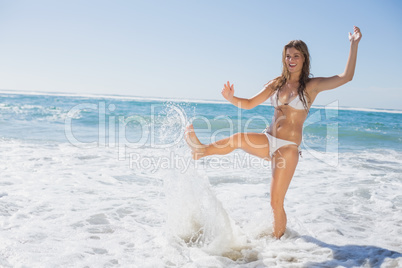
[306,77,321,90]
[265,79,276,90]
[261,79,277,97]
[247,79,278,109]
[307,74,352,95]
[306,77,321,97]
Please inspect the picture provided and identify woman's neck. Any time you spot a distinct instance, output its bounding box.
[289,72,301,83]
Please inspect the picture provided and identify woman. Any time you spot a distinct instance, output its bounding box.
[185,26,362,239]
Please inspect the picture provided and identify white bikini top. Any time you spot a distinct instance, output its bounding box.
[271,93,305,110]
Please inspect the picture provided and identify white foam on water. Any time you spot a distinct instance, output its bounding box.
[1,105,402,268]
[0,139,168,267]
[0,138,401,267]
[0,102,79,122]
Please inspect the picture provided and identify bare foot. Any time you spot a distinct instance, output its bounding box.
[184,124,207,160]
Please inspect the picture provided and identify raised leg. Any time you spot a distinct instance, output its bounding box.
[185,124,299,239]
[270,145,299,239]
[185,124,270,160]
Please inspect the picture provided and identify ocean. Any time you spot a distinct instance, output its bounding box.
[0,90,401,267]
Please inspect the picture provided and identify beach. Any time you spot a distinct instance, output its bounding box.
[0,91,401,267]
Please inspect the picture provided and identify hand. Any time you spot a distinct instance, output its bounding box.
[349,26,362,44]
[221,81,234,101]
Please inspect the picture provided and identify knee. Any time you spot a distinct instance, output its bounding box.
[270,196,284,211]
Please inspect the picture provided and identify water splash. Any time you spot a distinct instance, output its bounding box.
[155,103,252,259]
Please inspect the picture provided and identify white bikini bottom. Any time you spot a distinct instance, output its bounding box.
[262,130,301,158]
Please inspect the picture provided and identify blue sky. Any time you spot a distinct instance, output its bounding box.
[0,0,401,110]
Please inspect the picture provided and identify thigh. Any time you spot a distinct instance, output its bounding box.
[237,132,271,160]
[270,145,299,205]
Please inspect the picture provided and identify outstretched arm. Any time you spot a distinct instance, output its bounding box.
[221,81,274,109]
[312,26,362,93]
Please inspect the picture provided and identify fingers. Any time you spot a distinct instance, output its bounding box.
[225,81,232,91]
[221,81,234,100]
[349,26,362,42]
[221,82,229,96]
[353,25,361,35]
[222,81,234,91]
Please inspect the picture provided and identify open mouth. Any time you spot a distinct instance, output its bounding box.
[289,64,296,68]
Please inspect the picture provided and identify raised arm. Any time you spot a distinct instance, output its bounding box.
[312,26,362,94]
[221,81,274,110]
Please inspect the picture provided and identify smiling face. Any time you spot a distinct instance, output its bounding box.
[285,47,304,74]
[280,40,311,81]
